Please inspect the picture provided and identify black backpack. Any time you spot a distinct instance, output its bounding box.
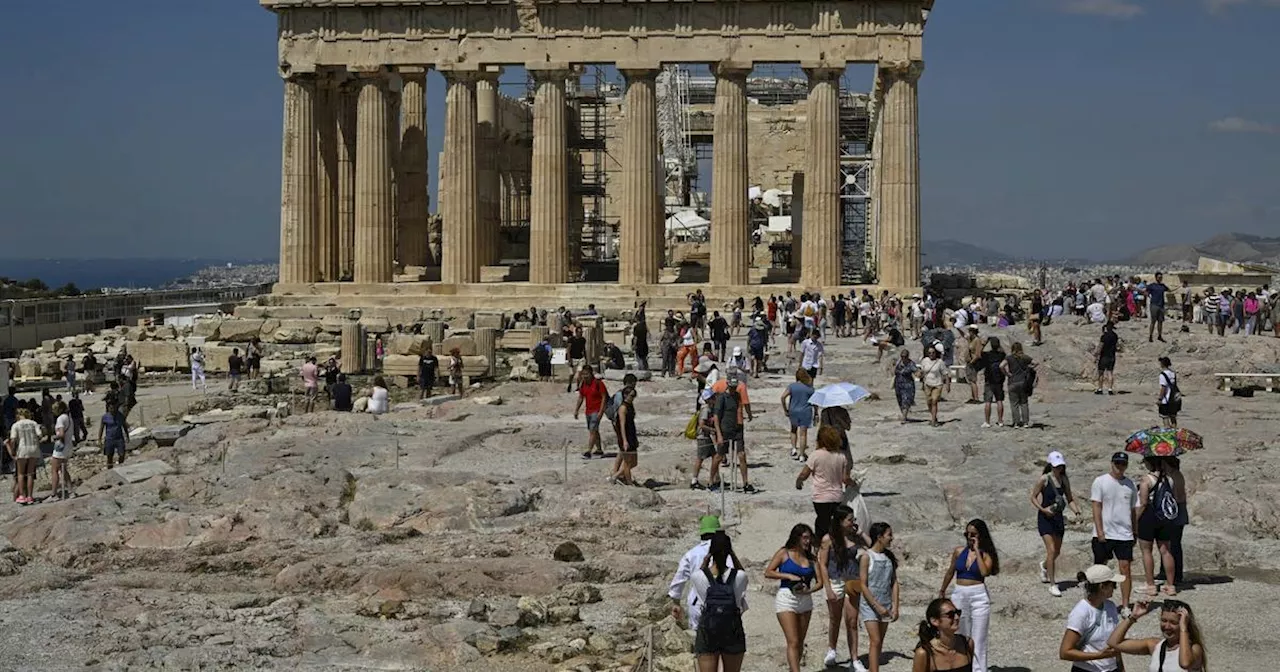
[699,568,741,640]
[1153,475,1181,523]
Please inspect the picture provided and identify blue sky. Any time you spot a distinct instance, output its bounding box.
[0,0,1276,260]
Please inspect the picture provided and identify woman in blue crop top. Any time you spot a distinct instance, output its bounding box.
[765,524,823,672]
[937,519,1000,672]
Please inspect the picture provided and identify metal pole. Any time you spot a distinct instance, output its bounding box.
[563,439,569,484]
[395,439,400,470]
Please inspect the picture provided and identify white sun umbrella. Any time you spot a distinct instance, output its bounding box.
[809,382,871,409]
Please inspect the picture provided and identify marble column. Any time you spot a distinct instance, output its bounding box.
[710,64,750,287]
[477,71,502,266]
[876,62,923,290]
[336,81,357,279]
[441,70,481,284]
[619,67,662,286]
[278,73,318,285]
[529,68,571,285]
[801,66,843,288]
[353,71,395,284]
[397,67,429,269]
[316,75,340,282]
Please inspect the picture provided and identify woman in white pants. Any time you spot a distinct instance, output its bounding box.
[937,518,1000,672]
[190,347,207,392]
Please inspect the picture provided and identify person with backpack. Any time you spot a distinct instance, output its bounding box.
[1030,451,1082,597]
[1000,342,1036,429]
[709,372,756,494]
[1136,456,1187,598]
[1157,357,1181,428]
[691,530,748,671]
[573,366,609,460]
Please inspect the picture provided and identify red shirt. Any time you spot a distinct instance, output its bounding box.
[579,378,609,415]
[767,301,777,321]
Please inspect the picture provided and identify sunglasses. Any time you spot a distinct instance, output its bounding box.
[941,609,962,619]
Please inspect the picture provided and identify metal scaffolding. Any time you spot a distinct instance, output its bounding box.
[656,65,697,210]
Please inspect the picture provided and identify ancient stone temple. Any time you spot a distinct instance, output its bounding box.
[262,0,931,308]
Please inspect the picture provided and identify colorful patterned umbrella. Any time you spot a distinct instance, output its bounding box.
[1124,427,1204,458]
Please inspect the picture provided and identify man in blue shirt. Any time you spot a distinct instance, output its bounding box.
[1146,272,1169,343]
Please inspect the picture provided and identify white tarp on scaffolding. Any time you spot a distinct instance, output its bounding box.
[665,209,710,240]
[766,216,793,233]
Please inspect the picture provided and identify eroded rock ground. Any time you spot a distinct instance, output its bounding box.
[2,317,1278,671]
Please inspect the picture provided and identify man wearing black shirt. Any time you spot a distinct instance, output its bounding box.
[68,392,87,443]
[228,348,244,392]
[632,319,650,372]
[708,311,730,361]
[566,327,588,392]
[1095,321,1120,395]
[330,374,354,411]
[418,350,439,399]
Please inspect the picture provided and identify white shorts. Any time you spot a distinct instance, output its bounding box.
[774,587,814,614]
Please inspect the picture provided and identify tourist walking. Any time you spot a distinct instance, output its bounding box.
[859,522,900,672]
[709,372,755,493]
[781,368,815,461]
[800,329,825,381]
[64,355,76,393]
[1000,342,1036,428]
[81,353,98,394]
[5,408,42,505]
[979,337,1006,428]
[893,349,919,423]
[1059,564,1124,671]
[690,390,718,490]
[668,515,736,629]
[765,524,821,672]
[1136,456,1187,598]
[709,311,730,362]
[691,531,748,672]
[1147,272,1170,342]
[574,365,609,459]
[1157,357,1181,428]
[1105,599,1206,671]
[448,347,464,396]
[1030,450,1081,597]
[608,387,640,485]
[818,506,869,672]
[964,325,983,404]
[632,317,650,371]
[190,347,207,392]
[1095,322,1119,395]
[937,519,1000,672]
[50,401,73,501]
[1091,452,1140,613]
[300,356,319,413]
[910,597,975,672]
[918,344,950,427]
[97,401,129,469]
[1154,456,1188,590]
[228,348,244,392]
[795,426,851,542]
[418,348,438,399]
[532,337,553,382]
[68,391,87,444]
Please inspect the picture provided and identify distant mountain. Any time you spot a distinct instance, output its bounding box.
[1126,233,1280,267]
[922,239,1014,266]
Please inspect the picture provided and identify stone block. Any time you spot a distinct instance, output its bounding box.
[108,460,174,485]
[474,312,505,329]
[41,339,64,353]
[125,341,190,371]
[191,318,222,340]
[387,333,432,356]
[319,316,348,334]
[151,425,192,446]
[381,354,420,376]
[440,336,477,356]
[217,319,266,343]
[359,316,392,333]
[270,319,323,344]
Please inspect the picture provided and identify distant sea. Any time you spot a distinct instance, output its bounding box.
[0,258,273,291]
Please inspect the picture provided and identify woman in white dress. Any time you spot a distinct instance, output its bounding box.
[368,375,389,415]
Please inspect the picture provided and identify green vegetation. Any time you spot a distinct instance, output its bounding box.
[0,276,88,299]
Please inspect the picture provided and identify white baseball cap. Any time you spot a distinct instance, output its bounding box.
[1047,451,1066,467]
[732,346,742,357]
[934,342,945,353]
[1080,564,1126,585]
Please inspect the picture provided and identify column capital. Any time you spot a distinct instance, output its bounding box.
[878,60,925,81]
[396,65,431,78]
[712,62,752,79]
[527,62,577,80]
[802,65,844,82]
[440,69,483,84]
[619,67,661,82]
[279,69,318,83]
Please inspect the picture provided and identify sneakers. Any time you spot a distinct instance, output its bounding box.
[981,422,991,428]
[689,480,703,490]
[1107,390,1115,395]
[1040,561,1049,583]
[790,448,800,461]
[1094,389,1104,395]
[742,484,758,494]
[1049,585,1062,597]
[852,661,870,672]
[707,482,722,492]
[824,648,839,667]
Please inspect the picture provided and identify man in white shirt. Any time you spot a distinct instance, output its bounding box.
[1091,452,1140,612]
[800,331,824,380]
[668,515,739,629]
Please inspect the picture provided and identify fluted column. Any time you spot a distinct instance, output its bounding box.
[279,73,319,285]
[397,67,429,269]
[316,75,340,281]
[441,70,481,284]
[802,66,843,288]
[529,67,571,284]
[336,81,357,278]
[619,67,662,285]
[477,71,502,266]
[353,71,395,284]
[711,64,751,287]
[876,61,923,290]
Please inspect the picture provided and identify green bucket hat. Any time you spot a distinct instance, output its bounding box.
[698,515,722,536]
